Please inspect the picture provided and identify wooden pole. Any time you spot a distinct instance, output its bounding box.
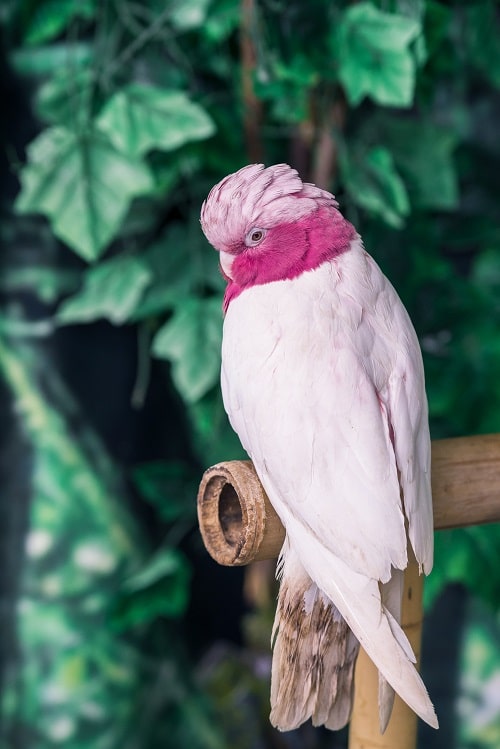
[197,434,500,565]
[196,434,500,746]
[348,554,423,749]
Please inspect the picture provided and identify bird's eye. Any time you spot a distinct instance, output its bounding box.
[245,228,266,246]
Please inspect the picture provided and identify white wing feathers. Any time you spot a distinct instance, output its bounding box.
[272,501,437,727]
[221,238,436,727]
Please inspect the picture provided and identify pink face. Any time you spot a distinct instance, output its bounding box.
[219,205,356,291]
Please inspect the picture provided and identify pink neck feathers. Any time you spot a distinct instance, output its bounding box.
[223,206,356,312]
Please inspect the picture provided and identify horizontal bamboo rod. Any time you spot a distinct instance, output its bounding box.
[197,434,500,566]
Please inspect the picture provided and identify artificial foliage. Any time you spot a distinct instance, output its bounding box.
[1,1,500,748]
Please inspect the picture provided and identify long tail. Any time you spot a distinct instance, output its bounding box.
[274,527,438,731]
[378,569,404,732]
[270,552,359,730]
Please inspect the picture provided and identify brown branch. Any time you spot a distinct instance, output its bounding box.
[197,434,500,567]
[240,0,264,164]
[311,90,347,190]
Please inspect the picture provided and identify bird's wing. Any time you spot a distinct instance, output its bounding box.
[381,294,434,574]
[223,245,432,584]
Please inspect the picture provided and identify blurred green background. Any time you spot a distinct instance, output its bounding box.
[0,1,499,747]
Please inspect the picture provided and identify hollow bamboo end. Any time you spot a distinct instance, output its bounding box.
[197,460,286,566]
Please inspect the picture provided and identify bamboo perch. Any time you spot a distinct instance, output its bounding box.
[197,434,500,565]
[197,434,500,748]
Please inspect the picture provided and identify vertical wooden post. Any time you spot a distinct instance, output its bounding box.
[197,436,500,748]
[348,555,423,749]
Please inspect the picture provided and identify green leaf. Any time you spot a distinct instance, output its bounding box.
[10,42,92,77]
[132,461,196,522]
[367,117,459,210]
[0,267,80,304]
[464,1,500,88]
[114,549,191,628]
[424,525,500,610]
[460,602,500,747]
[203,0,240,42]
[254,54,319,124]
[169,0,211,31]
[152,297,222,403]
[96,84,215,158]
[473,247,500,293]
[130,226,193,321]
[336,2,421,107]
[188,389,246,465]
[342,145,410,227]
[124,548,189,593]
[424,1,452,59]
[23,0,96,46]
[15,127,154,261]
[36,66,92,125]
[57,255,153,325]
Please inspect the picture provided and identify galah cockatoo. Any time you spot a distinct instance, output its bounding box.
[200,163,437,733]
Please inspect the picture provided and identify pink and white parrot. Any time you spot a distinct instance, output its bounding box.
[200,163,438,733]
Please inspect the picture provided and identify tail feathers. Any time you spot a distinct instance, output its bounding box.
[378,675,396,734]
[280,520,438,729]
[378,571,403,733]
[270,578,359,731]
[323,629,359,730]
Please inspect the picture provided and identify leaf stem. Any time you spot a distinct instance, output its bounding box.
[131,322,152,409]
[100,5,175,87]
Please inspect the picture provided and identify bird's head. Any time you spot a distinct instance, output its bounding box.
[200,163,356,291]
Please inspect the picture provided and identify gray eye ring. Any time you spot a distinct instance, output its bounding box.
[246,227,266,246]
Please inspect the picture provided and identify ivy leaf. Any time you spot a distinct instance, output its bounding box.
[464,1,500,88]
[342,146,410,228]
[1,266,80,304]
[188,390,246,465]
[152,297,222,403]
[473,248,500,296]
[424,525,500,610]
[57,255,153,325]
[389,123,458,210]
[113,548,191,629]
[364,117,459,210]
[336,2,421,107]
[130,229,193,321]
[254,55,319,124]
[169,0,211,31]
[15,127,154,261]
[96,84,215,158]
[36,66,92,125]
[424,1,452,60]
[11,42,92,77]
[132,461,196,522]
[123,548,189,594]
[203,0,240,42]
[23,0,96,46]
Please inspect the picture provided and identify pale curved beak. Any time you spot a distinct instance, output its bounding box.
[219,251,234,279]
